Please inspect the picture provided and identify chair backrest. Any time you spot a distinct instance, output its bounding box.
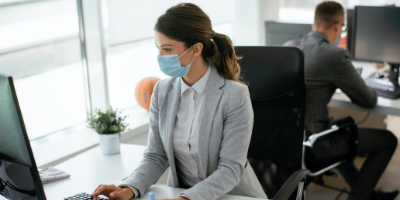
[236,46,305,198]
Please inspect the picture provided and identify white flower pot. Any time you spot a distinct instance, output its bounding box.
[98,133,121,155]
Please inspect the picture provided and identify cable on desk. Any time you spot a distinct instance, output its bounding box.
[356,112,371,125]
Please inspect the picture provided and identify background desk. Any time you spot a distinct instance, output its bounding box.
[328,61,400,116]
[43,144,268,200]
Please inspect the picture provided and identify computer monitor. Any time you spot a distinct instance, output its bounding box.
[347,5,396,59]
[265,21,312,46]
[0,74,47,200]
[352,6,400,84]
[346,8,354,57]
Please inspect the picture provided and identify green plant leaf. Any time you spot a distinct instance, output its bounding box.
[86,107,129,134]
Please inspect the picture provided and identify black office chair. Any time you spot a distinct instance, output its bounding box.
[236,46,309,200]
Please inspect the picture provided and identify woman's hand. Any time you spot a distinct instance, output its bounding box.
[90,184,134,200]
[158,196,190,200]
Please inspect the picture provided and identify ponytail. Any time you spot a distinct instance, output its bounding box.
[205,33,244,84]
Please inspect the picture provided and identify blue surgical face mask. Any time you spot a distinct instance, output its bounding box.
[333,37,341,46]
[157,46,194,78]
[333,28,342,46]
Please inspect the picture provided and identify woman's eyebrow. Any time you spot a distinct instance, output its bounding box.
[160,44,173,47]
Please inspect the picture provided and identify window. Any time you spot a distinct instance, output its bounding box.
[0,0,236,140]
[0,0,87,140]
[105,0,234,110]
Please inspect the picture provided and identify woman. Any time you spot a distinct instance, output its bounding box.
[91,3,267,200]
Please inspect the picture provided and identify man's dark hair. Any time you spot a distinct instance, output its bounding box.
[314,1,344,29]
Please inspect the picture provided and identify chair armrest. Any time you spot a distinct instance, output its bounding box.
[303,125,339,147]
[273,169,310,200]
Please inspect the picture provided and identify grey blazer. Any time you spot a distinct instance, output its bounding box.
[120,66,267,200]
[284,31,377,134]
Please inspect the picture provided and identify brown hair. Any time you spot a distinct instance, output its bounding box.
[155,3,243,84]
[314,1,345,29]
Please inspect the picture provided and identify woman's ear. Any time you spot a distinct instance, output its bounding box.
[192,43,203,58]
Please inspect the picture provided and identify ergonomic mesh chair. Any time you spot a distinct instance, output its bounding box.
[236,46,309,200]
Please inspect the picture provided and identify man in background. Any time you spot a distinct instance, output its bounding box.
[284,1,398,200]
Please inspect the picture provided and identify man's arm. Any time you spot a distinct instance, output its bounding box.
[330,50,377,108]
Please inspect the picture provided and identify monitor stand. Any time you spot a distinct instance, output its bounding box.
[365,63,400,99]
[388,63,400,85]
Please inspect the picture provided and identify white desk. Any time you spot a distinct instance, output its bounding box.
[43,144,267,200]
[329,61,400,116]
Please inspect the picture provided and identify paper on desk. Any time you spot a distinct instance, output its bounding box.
[39,166,70,184]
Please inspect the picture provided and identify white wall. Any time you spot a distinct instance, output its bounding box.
[233,0,279,46]
[259,0,280,46]
[233,0,259,45]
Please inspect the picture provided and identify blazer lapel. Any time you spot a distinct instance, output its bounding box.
[197,66,224,180]
[165,78,181,186]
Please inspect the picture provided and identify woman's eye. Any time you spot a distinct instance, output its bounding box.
[163,48,171,52]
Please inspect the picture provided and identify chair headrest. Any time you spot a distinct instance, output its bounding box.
[236,46,305,100]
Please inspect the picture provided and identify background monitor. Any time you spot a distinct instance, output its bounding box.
[266,9,354,55]
[346,8,354,57]
[352,6,400,64]
[265,21,312,46]
[0,73,46,200]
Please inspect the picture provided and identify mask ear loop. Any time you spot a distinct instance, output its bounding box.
[179,45,196,67]
[336,23,341,39]
[178,45,194,59]
[188,57,195,65]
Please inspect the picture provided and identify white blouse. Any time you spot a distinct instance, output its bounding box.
[173,65,211,187]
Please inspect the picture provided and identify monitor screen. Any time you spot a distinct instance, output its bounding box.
[0,76,31,167]
[346,8,354,57]
[0,74,46,200]
[265,21,312,46]
[352,6,400,64]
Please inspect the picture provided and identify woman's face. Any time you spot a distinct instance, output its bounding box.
[154,31,194,66]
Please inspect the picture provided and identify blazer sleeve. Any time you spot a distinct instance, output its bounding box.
[330,49,377,108]
[118,82,169,198]
[182,85,254,200]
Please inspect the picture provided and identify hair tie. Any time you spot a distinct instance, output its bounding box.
[211,30,216,39]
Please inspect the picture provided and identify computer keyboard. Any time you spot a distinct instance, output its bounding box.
[366,78,395,90]
[64,192,108,200]
[365,78,400,99]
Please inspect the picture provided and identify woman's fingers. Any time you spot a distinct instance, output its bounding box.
[91,184,104,196]
[91,184,120,200]
[91,185,107,200]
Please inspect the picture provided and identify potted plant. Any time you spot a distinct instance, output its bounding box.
[88,107,128,155]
